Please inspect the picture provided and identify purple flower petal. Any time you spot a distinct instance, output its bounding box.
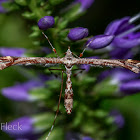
[110,110,124,128]
[98,68,137,83]
[1,79,45,101]
[68,27,88,41]
[97,70,112,82]
[105,16,140,49]
[111,69,138,83]
[2,84,30,101]
[2,117,34,138]
[82,136,94,140]
[38,16,55,30]
[87,35,114,49]
[76,0,94,11]
[120,80,140,95]
[80,64,90,72]
[0,48,26,57]
[110,48,133,59]
[22,80,44,91]
[126,32,140,39]
[112,37,140,48]
[104,17,130,35]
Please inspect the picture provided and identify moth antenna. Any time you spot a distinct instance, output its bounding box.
[72,52,79,58]
[42,32,60,58]
[46,70,64,140]
[79,38,95,57]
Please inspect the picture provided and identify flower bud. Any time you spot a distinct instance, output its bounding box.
[87,35,114,49]
[38,16,55,30]
[68,27,88,41]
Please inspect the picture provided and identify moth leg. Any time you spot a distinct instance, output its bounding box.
[46,70,64,140]
[47,68,65,78]
[72,68,86,77]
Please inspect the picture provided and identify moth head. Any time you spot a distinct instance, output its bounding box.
[65,46,73,57]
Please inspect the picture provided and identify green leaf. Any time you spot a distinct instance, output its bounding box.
[63,4,83,22]
[22,11,36,19]
[94,78,117,96]
[33,113,55,130]
[15,0,27,6]
[58,29,69,40]
[93,110,108,118]
[30,88,52,100]
[2,2,20,11]
[105,116,114,125]
[32,41,40,46]
[49,0,65,5]
[57,20,69,30]
[47,79,61,90]
[29,31,40,38]
[82,76,96,84]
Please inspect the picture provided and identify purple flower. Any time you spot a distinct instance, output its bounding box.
[110,69,138,84]
[0,0,8,13]
[82,136,94,140]
[68,27,88,41]
[2,117,35,138]
[109,48,133,59]
[0,48,26,56]
[87,35,114,49]
[99,68,138,84]
[112,37,140,49]
[109,110,124,128]
[98,68,140,96]
[120,79,140,95]
[1,79,46,101]
[97,70,112,82]
[76,0,94,11]
[105,17,140,49]
[105,17,130,36]
[38,16,55,30]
